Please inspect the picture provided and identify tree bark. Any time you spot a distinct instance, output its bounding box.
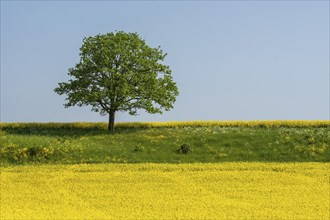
[108,110,115,132]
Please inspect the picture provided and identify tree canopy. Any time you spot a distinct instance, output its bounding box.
[54,31,179,131]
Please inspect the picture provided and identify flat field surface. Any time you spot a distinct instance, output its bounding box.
[1,122,329,165]
[1,163,329,219]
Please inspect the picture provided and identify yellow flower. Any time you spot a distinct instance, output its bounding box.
[1,163,329,219]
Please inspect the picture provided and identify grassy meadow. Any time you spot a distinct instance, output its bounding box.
[0,121,329,219]
[0,121,329,165]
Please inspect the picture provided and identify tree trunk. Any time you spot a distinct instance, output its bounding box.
[108,110,115,132]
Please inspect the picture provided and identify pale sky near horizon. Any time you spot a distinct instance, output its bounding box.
[1,1,329,122]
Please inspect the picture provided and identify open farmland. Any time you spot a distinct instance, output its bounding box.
[0,121,329,165]
[1,163,329,219]
[0,121,329,219]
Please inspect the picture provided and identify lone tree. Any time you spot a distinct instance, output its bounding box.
[54,31,179,131]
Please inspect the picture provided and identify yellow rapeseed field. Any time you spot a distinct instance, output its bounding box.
[1,163,329,219]
[0,120,329,130]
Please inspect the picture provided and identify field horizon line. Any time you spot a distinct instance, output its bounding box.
[1,120,329,129]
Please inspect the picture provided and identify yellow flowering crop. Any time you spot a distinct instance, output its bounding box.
[0,120,329,130]
[1,163,329,219]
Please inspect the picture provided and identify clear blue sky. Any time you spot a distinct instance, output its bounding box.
[1,1,329,122]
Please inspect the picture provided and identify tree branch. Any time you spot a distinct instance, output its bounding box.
[98,100,110,112]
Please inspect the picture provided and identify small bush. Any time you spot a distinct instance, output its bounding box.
[13,146,54,162]
[177,144,190,154]
[133,145,144,153]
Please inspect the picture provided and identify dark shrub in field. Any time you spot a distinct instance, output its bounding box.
[177,144,190,154]
[13,146,54,162]
[133,145,144,153]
